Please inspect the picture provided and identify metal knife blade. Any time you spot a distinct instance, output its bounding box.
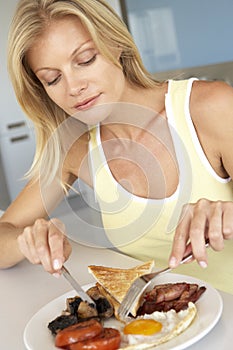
[61,265,95,306]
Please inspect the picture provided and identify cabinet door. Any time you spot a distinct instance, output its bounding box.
[0,128,35,201]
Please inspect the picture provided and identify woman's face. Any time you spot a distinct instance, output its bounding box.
[27,16,126,123]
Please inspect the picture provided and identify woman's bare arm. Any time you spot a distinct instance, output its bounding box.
[169,80,233,268]
[0,178,71,271]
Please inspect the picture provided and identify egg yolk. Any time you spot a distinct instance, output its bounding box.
[123,319,162,336]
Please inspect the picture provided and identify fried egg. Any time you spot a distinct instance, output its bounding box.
[119,302,197,349]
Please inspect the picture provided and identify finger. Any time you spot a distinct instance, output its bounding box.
[208,201,224,251]
[34,219,53,273]
[188,200,209,268]
[182,242,195,263]
[17,227,40,264]
[63,237,72,260]
[24,226,41,264]
[169,204,192,267]
[48,218,66,271]
[222,203,233,240]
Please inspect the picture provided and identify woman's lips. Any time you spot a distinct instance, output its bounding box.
[74,94,101,111]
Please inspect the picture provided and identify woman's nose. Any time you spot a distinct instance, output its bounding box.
[67,74,88,96]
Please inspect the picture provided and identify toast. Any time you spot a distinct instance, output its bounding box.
[88,260,154,318]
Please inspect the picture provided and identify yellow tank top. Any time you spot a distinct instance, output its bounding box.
[88,78,233,294]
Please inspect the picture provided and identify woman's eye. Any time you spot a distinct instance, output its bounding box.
[80,54,97,66]
[47,75,61,86]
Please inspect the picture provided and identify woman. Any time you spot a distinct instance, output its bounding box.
[1,0,233,293]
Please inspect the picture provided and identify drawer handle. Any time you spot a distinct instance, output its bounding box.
[7,121,26,129]
[10,135,29,142]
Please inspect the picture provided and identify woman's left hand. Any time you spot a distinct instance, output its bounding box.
[169,198,233,269]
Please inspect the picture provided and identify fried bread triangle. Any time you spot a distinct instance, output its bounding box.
[88,260,154,318]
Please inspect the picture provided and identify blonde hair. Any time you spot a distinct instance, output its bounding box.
[8,0,159,185]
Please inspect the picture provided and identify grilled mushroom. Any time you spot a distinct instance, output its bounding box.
[87,285,114,318]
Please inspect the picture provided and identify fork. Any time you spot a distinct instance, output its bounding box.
[117,240,209,320]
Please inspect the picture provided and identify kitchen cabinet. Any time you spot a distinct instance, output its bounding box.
[119,0,233,75]
[0,120,35,202]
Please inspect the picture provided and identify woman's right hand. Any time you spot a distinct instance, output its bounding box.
[17,217,72,275]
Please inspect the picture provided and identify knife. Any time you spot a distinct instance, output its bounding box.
[61,265,96,306]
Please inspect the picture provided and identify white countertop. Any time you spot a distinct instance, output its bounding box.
[0,240,233,349]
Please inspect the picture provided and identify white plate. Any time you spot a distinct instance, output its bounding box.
[24,273,223,350]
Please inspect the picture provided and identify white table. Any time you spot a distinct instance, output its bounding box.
[0,240,233,349]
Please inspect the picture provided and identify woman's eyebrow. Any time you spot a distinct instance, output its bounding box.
[34,40,93,73]
[70,40,92,58]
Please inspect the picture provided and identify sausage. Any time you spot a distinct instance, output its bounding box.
[69,328,121,350]
[55,319,103,348]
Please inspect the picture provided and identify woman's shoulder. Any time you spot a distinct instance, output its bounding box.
[189,79,233,125]
[191,79,233,112]
[189,79,233,177]
[190,79,233,152]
